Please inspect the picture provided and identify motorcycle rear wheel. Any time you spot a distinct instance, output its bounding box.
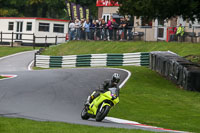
[81,107,90,120]
[96,105,110,122]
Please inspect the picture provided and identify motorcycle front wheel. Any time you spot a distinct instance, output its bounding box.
[81,107,90,120]
[96,105,110,122]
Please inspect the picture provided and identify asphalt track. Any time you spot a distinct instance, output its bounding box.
[0,51,187,132]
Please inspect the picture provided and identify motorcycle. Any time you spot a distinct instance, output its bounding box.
[81,87,119,122]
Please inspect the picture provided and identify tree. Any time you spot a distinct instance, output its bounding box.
[115,0,200,21]
[0,0,97,19]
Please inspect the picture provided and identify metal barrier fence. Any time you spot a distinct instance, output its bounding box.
[35,52,150,68]
[69,26,200,43]
[0,32,66,48]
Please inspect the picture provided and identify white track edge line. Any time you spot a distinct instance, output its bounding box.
[28,60,34,71]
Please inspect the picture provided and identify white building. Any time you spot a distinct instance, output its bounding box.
[0,17,69,45]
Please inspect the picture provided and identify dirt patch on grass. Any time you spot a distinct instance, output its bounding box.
[184,55,200,64]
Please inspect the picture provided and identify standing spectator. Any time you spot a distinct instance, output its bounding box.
[112,18,119,40]
[84,20,91,40]
[75,19,81,40]
[124,17,128,40]
[101,19,107,40]
[127,18,133,40]
[107,18,113,40]
[96,20,101,40]
[176,24,184,42]
[98,18,102,26]
[90,20,96,40]
[69,20,75,40]
[80,18,86,40]
[119,18,124,40]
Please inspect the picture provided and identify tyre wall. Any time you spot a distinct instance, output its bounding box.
[150,51,200,92]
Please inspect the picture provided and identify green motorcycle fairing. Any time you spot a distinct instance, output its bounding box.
[87,91,119,115]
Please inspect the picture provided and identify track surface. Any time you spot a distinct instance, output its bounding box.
[0,51,186,132]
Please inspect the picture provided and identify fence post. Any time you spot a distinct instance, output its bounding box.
[34,52,37,67]
[156,26,158,42]
[145,27,147,42]
[192,26,194,43]
[33,34,35,49]
[0,31,2,43]
[55,36,57,45]
[11,32,14,47]
[45,35,47,48]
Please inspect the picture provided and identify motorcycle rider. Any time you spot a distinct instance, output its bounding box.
[85,73,120,106]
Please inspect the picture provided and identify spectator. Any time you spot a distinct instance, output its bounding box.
[119,18,124,40]
[112,18,119,40]
[176,24,184,36]
[96,20,101,40]
[127,18,133,40]
[107,18,113,40]
[124,17,128,40]
[75,19,81,40]
[80,18,86,40]
[101,19,107,40]
[69,20,75,40]
[169,26,177,41]
[90,20,96,40]
[84,20,91,40]
[176,24,184,42]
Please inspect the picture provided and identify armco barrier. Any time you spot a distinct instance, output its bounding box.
[35,52,150,68]
[150,51,200,92]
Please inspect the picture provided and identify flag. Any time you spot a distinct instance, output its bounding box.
[76,4,81,20]
[85,8,90,20]
[71,3,78,20]
[66,0,71,20]
[79,6,84,20]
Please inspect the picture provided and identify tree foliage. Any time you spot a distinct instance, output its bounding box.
[115,0,200,21]
[0,0,97,19]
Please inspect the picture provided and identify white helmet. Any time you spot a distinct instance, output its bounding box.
[112,73,120,84]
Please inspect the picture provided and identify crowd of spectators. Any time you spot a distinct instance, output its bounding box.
[68,17,133,41]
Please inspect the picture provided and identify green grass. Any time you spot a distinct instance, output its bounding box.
[1,41,200,132]
[42,41,200,57]
[0,46,33,57]
[0,117,154,133]
[0,76,4,79]
[109,66,200,133]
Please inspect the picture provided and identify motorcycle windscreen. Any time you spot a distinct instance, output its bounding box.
[108,87,118,96]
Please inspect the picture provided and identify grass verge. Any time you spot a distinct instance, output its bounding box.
[0,46,34,57]
[109,66,200,133]
[42,41,200,57]
[0,117,154,133]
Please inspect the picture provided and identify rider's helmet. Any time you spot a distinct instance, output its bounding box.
[111,73,120,85]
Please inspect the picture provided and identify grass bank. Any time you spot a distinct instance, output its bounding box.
[0,117,153,133]
[0,46,33,57]
[109,66,200,132]
[42,41,200,57]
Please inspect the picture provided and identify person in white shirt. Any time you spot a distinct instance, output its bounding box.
[75,19,81,40]
[69,20,75,40]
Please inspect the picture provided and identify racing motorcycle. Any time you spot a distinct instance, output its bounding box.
[81,87,119,122]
